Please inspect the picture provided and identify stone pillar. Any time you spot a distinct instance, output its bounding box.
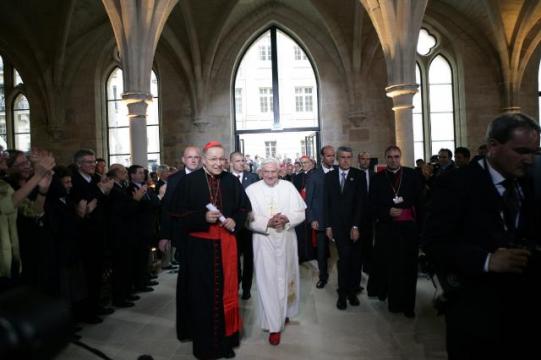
[124,92,152,166]
[360,0,428,166]
[102,0,178,166]
[386,84,418,165]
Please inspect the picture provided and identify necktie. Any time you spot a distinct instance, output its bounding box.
[340,172,346,192]
[502,179,520,234]
[237,174,242,183]
[363,170,369,191]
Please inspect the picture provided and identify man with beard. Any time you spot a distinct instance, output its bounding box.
[171,141,251,359]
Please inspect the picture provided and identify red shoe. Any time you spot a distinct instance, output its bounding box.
[269,332,281,345]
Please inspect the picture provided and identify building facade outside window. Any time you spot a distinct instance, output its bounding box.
[295,87,313,112]
[259,41,272,61]
[235,88,243,114]
[259,87,273,113]
[265,141,276,158]
[294,46,308,61]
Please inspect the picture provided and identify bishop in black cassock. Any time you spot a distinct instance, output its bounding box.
[170,142,251,360]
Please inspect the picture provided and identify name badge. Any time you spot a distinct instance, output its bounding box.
[393,196,404,204]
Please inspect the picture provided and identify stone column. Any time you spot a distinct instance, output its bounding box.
[360,0,428,166]
[123,92,152,166]
[386,84,418,165]
[102,0,178,166]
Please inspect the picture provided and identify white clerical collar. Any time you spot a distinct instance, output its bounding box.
[185,168,193,174]
[387,167,401,174]
[79,171,92,183]
[322,164,334,173]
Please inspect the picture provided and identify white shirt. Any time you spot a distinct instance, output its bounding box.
[232,171,243,183]
[322,164,334,174]
[79,171,92,183]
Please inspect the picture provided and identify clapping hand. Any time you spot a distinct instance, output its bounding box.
[87,198,98,215]
[132,184,147,201]
[32,150,55,178]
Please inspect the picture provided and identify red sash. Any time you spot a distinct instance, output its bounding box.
[190,224,240,336]
[393,207,415,222]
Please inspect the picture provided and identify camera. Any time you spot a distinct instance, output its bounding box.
[0,286,71,360]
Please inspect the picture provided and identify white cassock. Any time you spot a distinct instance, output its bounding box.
[245,179,306,333]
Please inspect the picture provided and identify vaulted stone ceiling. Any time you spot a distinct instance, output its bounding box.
[1,0,541,128]
[433,0,541,108]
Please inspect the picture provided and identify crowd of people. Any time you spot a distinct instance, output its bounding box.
[1,112,540,360]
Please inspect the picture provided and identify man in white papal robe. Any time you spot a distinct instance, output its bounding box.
[245,159,306,346]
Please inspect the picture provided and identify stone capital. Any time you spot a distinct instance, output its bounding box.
[385,83,418,111]
[501,106,521,113]
[122,92,152,119]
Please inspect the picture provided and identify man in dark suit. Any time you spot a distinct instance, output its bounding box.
[106,164,140,307]
[295,156,317,263]
[305,145,336,289]
[69,149,114,323]
[423,112,541,359]
[155,164,171,194]
[324,146,366,310]
[127,165,161,293]
[366,145,422,318]
[357,151,375,282]
[229,151,259,300]
[158,146,201,263]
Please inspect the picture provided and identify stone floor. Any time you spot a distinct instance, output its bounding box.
[56,251,447,360]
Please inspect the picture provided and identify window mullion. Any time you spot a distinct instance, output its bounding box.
[270,27,280,128]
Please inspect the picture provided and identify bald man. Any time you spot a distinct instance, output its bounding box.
[159,146,201,258]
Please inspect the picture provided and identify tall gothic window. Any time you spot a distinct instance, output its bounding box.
[0,55,30,151]
[538,58,541,123]
[13,94,30,151]
[0,56,5,149]
[412,64,424,162]
[234,27,319,161]
[415,28,456,160]
[106,68,161,168]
